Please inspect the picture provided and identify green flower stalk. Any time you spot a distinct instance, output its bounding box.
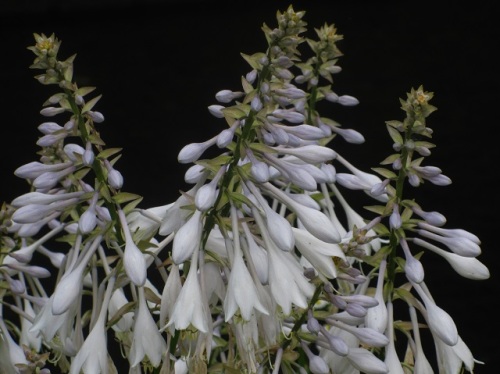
[0,5,489,374]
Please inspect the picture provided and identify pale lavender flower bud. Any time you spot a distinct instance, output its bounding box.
[172,210,203,264]
[251,96,263,111]
[413,282,458,346]
[337,95,359,106]
[412,206,446,226]
[345,303,367,318]
[246,69,257,83]
[277,124,325,141]
[346,347,389,374]
[64,143,85,162]
[342,295,379,308]
[250,160,270,183]
[418,229,480,257]
[215,89,244,103]
[403,249,425,284]
[320,327,350,356]
[365,260,388,333]
[178,136,217,164]
[325,92,339,103]
[38,122,63,134]
[107,168,123,189]
[88,110,104,123]
[392,157,402,170]
[415,145,431,156]
[426,173,452,186]
[269,126,289,145]
[275,86,306,99]
[370,179,390,197]
[195,183,218,212]
[272,145,336,164]
[33,166,75,190]
[5,262,51,278]
[79,206,97,234]
[310,76,318,86]
[95,205,112,222]
[389,204,402,229]
[217,127,236,148]
[307,311,320,334]
[271,109,305,123]
[408,172,420,187]
[263,204,295,252]
[208,104,225,118]
[11,191,83,207]
[413,238,489,280]
[40,106,65,116]
[309,355,330,374]
[118,211,147,287]
[413,165,442,177]
[418,222,480,244]
[294,98,306,112]
[36,132,67,147]
[335,173,371,190]
[83,142,94,166]
[12,198,78,224]
[14,161,73,179]
[332,127,365,144]
[184,164,206,184]
[337,323,389,347]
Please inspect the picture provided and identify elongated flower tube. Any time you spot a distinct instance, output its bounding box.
[408,305,435,374]
[383,302,404,374]
[11,198,79,224]
[270,144,337,164]
[14,161,73,179]
[262,182,341,243]
[400,238,425,284]
[69,276,115,374]
[417,229,480,257]
[224,205,268,321]
[171,209,203,264]
[52,235,102,315]
[166,247,209,333]
[364,259,388,333]
[118,209,147,287]
[177,135,218,164]
[412,282,458,346]
[129,286,167,368]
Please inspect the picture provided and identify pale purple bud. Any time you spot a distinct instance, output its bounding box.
[370,179,390,197]
[307,312,321,334]
[392,158,402,170]
[195,183,218,212]
[408,172,420,187]
[208,104,225,118]
[345,303,367,318]
[418,222,480,244]
[335,173,371,190]
[95,205,112,222]
[118,210,147,287]
[271,109,305,123]
[217,128,235,148]
[338,323,389,347]
[309,355,330,374]
[40,106,65,116]
[346,347,388,374]
[88,110,105,123]
[274,67,293,79]
[413,238,489,280]
[12,198,78,224]
[337,95,359,106]
[3,273,25,294]
[264,205,295,251]
[36,132,67,147]
[172,210,203,264]
[11,191,83,207]
[38,122,63,134]
[215,89,244,103]
[325,92,339,103]
[107,168,123,189]
[277,124,325,141]
[14,161,73,180]
[64,143,84,162]
[389,204,402,229]
[332,127,365,144]
[184,164,206,184]
[321,327,350,356]
[310,77,318,86]
[342,295,379,308]
[413,165,442,177]
[251,96,263,112]
[272,145,336,164]
[418,229,480,257]
[246,69,257,84]
[412,206,446,226]
[426,173,452,186]
[415,145,431,156]
[33,166,75,190]
[275,86,306,99]
[250,160,270,183]
[294,98,306,112]
[83,142,94,166]
[5,263,51,278]
[413,282,458,346]
[79,206,97,234]
[178,137,217,164]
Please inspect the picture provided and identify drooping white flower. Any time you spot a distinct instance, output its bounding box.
[364,259,388,333]
[129,286,167,368]
[118,209,147,287]
[167,248,209,333]
[383,302,405,374]
[270,144,337,164]
[412,282,458,346]
[413,237,489,280]
[0,319,29,369]
[346,347,389,374]
[172,209,203,264]
[70,277,115,374]
[408,305,435,374]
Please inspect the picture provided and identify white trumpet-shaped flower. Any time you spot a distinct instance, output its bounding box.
[172,209,203,264]
[118,209,147,287]
[129,286,167,368]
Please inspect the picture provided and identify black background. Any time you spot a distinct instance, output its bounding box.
[1,0,499,371]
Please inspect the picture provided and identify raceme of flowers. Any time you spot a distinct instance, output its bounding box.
[0,5,489,374]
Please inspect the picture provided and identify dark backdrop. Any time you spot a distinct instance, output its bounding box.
[1,0,498,371]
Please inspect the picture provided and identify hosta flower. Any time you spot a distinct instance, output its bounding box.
[129,286,167,368]
[172,209,203,264]
[364,259,388,333]
[118,209,147,287]
[70,278,115,374]
[159,265,183,332]
[167,248,209,332]
[383,302,404,374]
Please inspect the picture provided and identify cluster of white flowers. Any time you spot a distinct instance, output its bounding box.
[0,6,489,374]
